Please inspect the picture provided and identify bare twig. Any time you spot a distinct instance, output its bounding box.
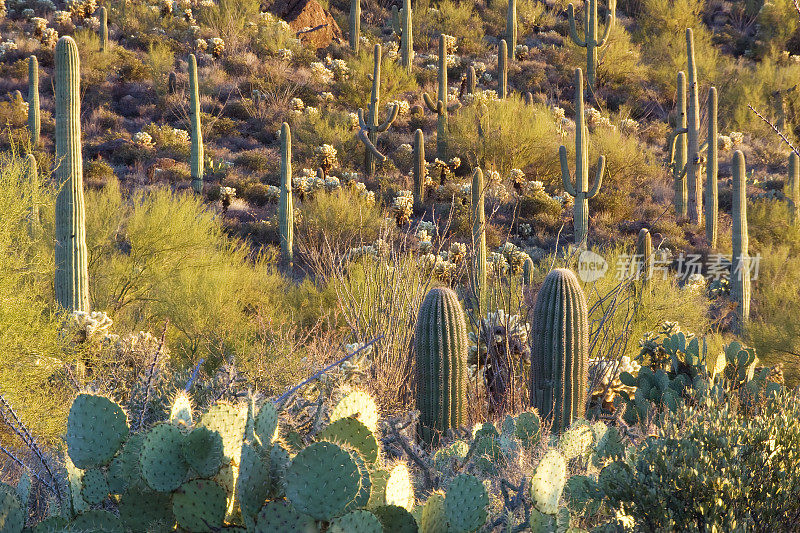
[748,104,799,156]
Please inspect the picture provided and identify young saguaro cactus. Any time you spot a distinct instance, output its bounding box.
[731,150,750,330]
[413,128,425,208]
[669,71,688,218]
[498,40,508,99]
[27,153,40,237]
[28,55,40,149]
[54,36,89,312]
[506,0,517,60]
[357,44,399,177]
[391,0,413,73]
[188,54,204,194]
[466,65,476,96]
[415,287,467,445]
[705,87,718,248]
[530,268,589,432]
[636,228,653,287]
[279,122,293,270]
[560,68,605,248]
[472,168,487,312]
[350,0,360,53]
[99,6,108,52]
[423,35,462,160]
[566,0,615,88]
[789,152,799,222]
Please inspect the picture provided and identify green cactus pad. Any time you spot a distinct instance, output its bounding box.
[592,425,624,467]
[268,443,290,499]
[565,475,601,515]
[432,441,468,473]
[169,391,193,427]
[529,508,556,532]
[116,432,145,491]
[237,443,271,521]
[330,390,379,433]
[385,462,415,510]
[80,468,109,505]
[253,501,316,533]
[318,417,380,464]
[444,474,488,533]
[285,441,361,521]
[254,402,279,445]
[420,491,448,533]
[328,510,383,533]
[65,455,87,514]
[69,510,123,532]
[558,420,594,459]
[67,393,129,469]
[200,402,248,464]
[373,505,418,532]
[531,449,567,515]
[0,482,24,533]
[514,410,541,444]
[119,489,175,533]
[32,516,69,533]
[367,468,389,509]
[345,452,372,512]
[15,472,30,511]
[106,455,127,495]
[172,479,226,532]
[140,423,189,492]
[183,426,224,478]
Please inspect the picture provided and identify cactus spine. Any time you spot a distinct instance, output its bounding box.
[472,168,487,311]
[391,0,413,73]
[349,0,360,53]
[99,6,108,52]
[560,68,605,247]
[685,28,702,225]
[790,152,799,222]
[530,268,588,432]
[636,228,653,287]
[566,0,615,88]
[413,128,425,208]
[188,54,203,194]
[705,87,718,248]
[731,150,750,330]
[415,287,467,445]
[498,40,508,99]
[669,71,688,218]
[507,0,517,60]
[54,37,89,312]
[28,55,39,149]
[279,123,293,270]
[357,45,399,177]
[423,35,461,160]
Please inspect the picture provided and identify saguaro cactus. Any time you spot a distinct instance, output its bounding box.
[530,268,588,432]
[705,87,718,248]
[349,0,360,53]
[685,29,702,224]
[413,128,425,208]
[28,55,39,149]
[27,153,39,237]
[188,54,203,194]
[566,0,615,88]
[54,36,89,312]
[279,123,293,270]
[498,40,508,99]
[99,6,108,52]
[415,287,467,445]
[472,168,487,311]
[669,71,688,218]
[391,0,413,73]
[789,152,799,222]
[506,0,517,60]
[636,228,653,287]
[731,150,750,330]
[560,68,605,247]
[423,35,461,160]
[357,45,399,177]
[466,65,476,95]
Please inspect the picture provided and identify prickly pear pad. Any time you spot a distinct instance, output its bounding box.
[531,449,567,515]
[0,482,24,533]
[140,423,189,492]
[182,426,224,478]
[172,479,226,532]
[444,474,489,533]
[254,500,316,532]
[67,393,129,469]
[330,390,379,433]
[318,417,380,464]
[328,509,383,533]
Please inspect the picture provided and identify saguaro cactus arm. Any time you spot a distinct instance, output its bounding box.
[559,146,577,196]
[358,127,387,161]
[377,104,399,132]
[423,92,442,114]
[566,4,586,47]
[588,156,605,198]
[596,10,615,46]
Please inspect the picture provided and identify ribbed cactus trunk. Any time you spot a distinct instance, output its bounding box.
[566,0,615,88]
[522,255,534,286]
[671,71,688,218]
[636,228,653,288]
[705,87,718,248]
[99,6,108,52]
[686,29,702,225]
[365,44,381,177]
[54,37,89,313]
[28,55,39,149]
[27,153,39,238]
[423,36,449,160]
[350,0,360,52]
[530,268,588,432]
[188,54,203,194]
[731,150,750,331]
[415,287,467,446]
[397,0,413,73]
[413,128,425,208]
[279,123,293,271]
[506,0,517,60]
[498,40,508,99]
[560,68,604,248]
[472,168,487,313]
[466,65,476,95]
[789,152,799,222]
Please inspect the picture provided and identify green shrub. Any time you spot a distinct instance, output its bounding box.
[412,0,486,55]
[332,47,418,111]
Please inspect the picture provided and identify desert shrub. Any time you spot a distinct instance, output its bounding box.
[291,109,360,170]
[296,188,384,255]
[755,0,800,56]
[332,46,418,111]
[412,0,486,55]
[72,28,115,88]
[198,0,261,55]
[145,41,176,97]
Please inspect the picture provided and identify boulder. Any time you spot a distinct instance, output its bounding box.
[268,0,344,50]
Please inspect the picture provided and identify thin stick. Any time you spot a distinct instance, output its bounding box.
[748,104,799,156]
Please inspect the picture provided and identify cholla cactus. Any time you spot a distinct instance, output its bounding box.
[133,131,154,147]
[40,28,58,48]
[730,131,744,145]
[387,99,410,116]
[619,118,638,135]
[31,17,48,37]
[54,10,72,25]
[208,37,225,58]
[498,242,528,273]
[277,48,292,60]
[392,190,413,225]
[195,38,207,52]
[219,186,236,213]
[589,355,641,403]
[316,144,338,175]
[448,242,467,263]
[68,310,113,342]
[310,61,333,83]
[718,134,733,151]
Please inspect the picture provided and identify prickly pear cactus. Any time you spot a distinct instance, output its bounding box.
[318,417,380,464]
[169,391,193,427]
[373,505,417,532]
[140,423,190,492]
[182,426,224,478]
[330,389,379,433]
[0,482,24,533]
[255,500,316,532]
[385,462,415,510]
[79,468,109,505]
[444,474,489,533]
[420,491,448,533]
[67,393,129,469]
[328,510,382,533]
[172,479,226,532]
[531,449,567,515]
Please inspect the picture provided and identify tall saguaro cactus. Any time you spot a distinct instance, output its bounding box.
[636,228,653,288]
[188,54,203,194]
[506,0,517,60]
[423,35,461,160]
[566,0,615,88]
[705,87,718,248]
[560,68,605,247]
[27,153,39,237]
[349,0,360,53]
[279,123,293,270]
[28,55,39,149]
[498,40,508,99]
[472,168,487,312]
[731,150,750,330]
[413,128,425,208]
[530,268,588,433]
[356,45,399,177]
[391,0,413,73]
[415,287,467,445]
[685,28,702,224]
[669,71,688,218]
[54,36,89,312]
[99,6,108,52]
[789,152,799,222]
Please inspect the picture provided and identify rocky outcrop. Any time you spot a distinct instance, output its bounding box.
[267,0,344,49]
